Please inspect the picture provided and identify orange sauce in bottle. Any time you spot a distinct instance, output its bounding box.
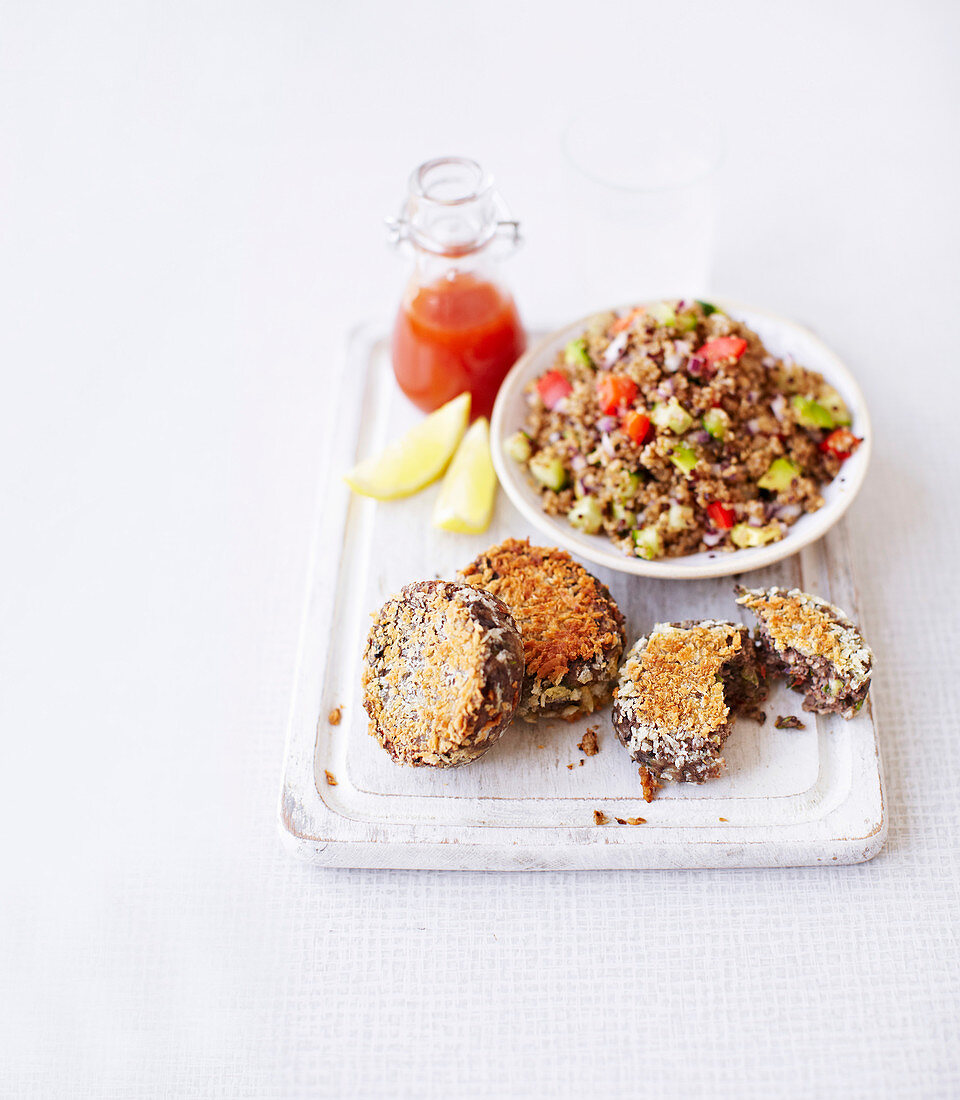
[392,271,526,421]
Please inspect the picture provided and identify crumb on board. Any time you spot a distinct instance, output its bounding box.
[328,707,342,726]
[639,766,661,803]
[324,770,338,786]
[578,728,599,756]
[593,810,608,825]
[615,817,647,826]
[578,760,584,767]
[566,763,574,770]
[775,715,806,730]
[537,743,545,749]
[719,816,729,822]
[755,712,767,726]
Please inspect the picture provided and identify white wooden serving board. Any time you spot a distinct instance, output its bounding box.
[278,326,886,870]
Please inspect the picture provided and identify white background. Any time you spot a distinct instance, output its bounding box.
[2,2,959,1097]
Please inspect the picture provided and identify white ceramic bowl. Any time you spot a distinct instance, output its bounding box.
[490,299,871,579]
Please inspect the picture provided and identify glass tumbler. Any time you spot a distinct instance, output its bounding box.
[561,96,725,314]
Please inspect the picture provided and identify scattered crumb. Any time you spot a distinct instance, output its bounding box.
[566,763,574,770]
[755,712,767,726]
[578,729,599,756]
[639,766,661,804]
[324,770,338,786]
[536,744,545,749]
[615,817,647,826]
[328,707,342,726]
[719,817,729,822]
[775,715,806,730]
[578,760,584,767]
[593,810,608,825]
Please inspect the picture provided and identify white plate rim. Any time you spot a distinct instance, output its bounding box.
[490,297,872,579]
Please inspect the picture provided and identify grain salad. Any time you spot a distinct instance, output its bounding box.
[507,300,864,559]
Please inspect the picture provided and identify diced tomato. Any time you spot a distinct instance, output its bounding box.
[596,372,638,414]
[622,409,651,446]
[706,501,736,529]
[610,306,646,334]
[698,336,748,364]
[819,427,862,461]
[536,370,572,410]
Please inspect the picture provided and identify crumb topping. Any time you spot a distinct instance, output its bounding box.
[362,581,522,766]
[459,538,623,683]
[367,588,485,751]
[620,622,742,739]
[735,586,872,686]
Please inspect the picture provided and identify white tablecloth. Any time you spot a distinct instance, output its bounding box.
[2,2,959,1097]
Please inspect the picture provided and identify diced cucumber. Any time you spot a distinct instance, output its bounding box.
[651,397,694,434]
[757,457,800,492]
[819,385,852,426]
[791,394,835,430]
[648,301,677,326]
[564,338,592,368]
[667,503,695,531]
[669,443,698,476]
[676,310,699,332]
[505,430,532,462]
[730,522,783,548]
[703,407,730,440]
[612,469,642,502]
[632,525,663,560]
[611,502,636,527]
[529,452,568,491]
[568,495,604,534]
[695,300,718,316]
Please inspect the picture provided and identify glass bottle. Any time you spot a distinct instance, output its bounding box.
[387,157,526,421]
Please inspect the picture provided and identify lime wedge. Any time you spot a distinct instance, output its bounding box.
[432,417,497,533]
[344,391,470,500]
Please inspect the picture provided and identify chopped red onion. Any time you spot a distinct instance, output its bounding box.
[602,331,629,366]
[770,393,787,421]
[570,454,587,472]
[746,418,760,435]
[597,415,617,432]
[663,351,683,373]
[762,355,776,368]
[773,502,802,522]
[702,531,724,547]
[691,430,710,445]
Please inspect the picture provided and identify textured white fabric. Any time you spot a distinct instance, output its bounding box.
[2,2,959,1098]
